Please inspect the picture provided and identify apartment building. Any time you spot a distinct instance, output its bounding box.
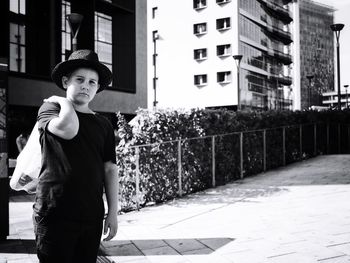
[148,0,294,110]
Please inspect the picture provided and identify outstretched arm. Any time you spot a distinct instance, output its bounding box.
[103,161,119,241]
[44,96,79,140]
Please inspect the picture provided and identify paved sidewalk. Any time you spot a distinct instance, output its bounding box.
[1,155,350,262]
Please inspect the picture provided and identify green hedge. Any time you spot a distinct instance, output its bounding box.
[116,109,350,212]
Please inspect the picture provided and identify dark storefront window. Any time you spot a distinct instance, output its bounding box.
[61,0,71,61]
[9,0,26,73]
[95,12,113,72]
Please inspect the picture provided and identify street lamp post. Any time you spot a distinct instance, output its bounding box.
[66,13,84,52]
[306,74,314,109]
[233,55,243,110]
[330,23,345,110]
[152,30,159,109]
[344,84,349,108]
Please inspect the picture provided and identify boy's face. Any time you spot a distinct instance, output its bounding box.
[62,68,100,105]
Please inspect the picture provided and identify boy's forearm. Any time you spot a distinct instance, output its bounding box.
[45,96,79,139]
[104,164,119,215]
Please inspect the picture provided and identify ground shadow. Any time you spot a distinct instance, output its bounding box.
[0,237,234,258]
[0,239,36,254]
[99,237,234,256]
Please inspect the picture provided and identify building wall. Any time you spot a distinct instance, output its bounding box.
[8,0,147,116]
[299,0,334,109]
[148,0,240,109]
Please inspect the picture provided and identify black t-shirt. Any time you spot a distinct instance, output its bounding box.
[33,102,116,222]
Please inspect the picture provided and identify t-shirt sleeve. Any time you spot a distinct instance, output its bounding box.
[37,102,60,133]
[103,119,117,164]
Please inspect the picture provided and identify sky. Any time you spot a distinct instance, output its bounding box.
[314,0,350,89]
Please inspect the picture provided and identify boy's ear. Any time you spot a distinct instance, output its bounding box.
[61,76,68,90]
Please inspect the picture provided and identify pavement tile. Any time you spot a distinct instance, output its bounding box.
[142,245,180,256]
[132,239,169,251]
[164,239,209,254]
[101,241,143,257]
[145,255,191,263]
[108,256,152,263]
[197,237,234,250]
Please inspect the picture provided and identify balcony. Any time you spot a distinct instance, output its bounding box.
[258,0,293,23]
[270,75,292,86]
[266,25,292,44]
[272,49,292,65]
[277,75,292,86]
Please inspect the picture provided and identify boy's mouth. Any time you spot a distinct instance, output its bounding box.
[78,92,89,97]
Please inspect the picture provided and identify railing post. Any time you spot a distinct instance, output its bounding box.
[299,125,303,159]
[178,140,182,197]
[338,124,341,154]
[135,146,140,211]
[314,123,317,156]
[263,129,266,172]
[212,136,216,187]
[240,132,244,179]
[282,127,286,166]
[327,123,330,154]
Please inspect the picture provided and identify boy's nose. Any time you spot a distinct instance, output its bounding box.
[81,83,89,90]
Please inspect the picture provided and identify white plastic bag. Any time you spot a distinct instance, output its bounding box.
[10,122,41,194]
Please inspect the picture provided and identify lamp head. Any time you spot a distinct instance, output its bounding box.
[66,13,84,39]
[330,23,345,32]
[232,55,243,62]
[306,74,314,80]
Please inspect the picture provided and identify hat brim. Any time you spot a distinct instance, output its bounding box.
[51,59,112,93]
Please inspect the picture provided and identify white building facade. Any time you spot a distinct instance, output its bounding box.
[147,0,296,110]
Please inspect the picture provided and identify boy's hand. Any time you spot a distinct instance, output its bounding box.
[44,96,70,105]
[103,213,118,241]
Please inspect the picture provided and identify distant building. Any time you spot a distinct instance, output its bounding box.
[322,90,350,109]
[147,0,294,110]
[296,0,335,110]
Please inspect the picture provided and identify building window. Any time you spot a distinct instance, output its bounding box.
[217,18,231,31]
[95,12,113,73]
[217,71,231,83]
[61,0,71,61]
[194,74,208,86]
[9,23,26,73]
[152,7,158,19]
[216,0,231,5]
[193,0,207,10]
[194,23,207,35]
[194,48,207,60]
[217,44,231,57]
[10,0,26,15]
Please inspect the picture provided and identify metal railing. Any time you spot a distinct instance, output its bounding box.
[122,122,349,209]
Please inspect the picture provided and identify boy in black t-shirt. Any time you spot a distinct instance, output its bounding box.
[33,50,118,263]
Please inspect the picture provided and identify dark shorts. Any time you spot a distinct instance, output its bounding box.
[33,213,103,263]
